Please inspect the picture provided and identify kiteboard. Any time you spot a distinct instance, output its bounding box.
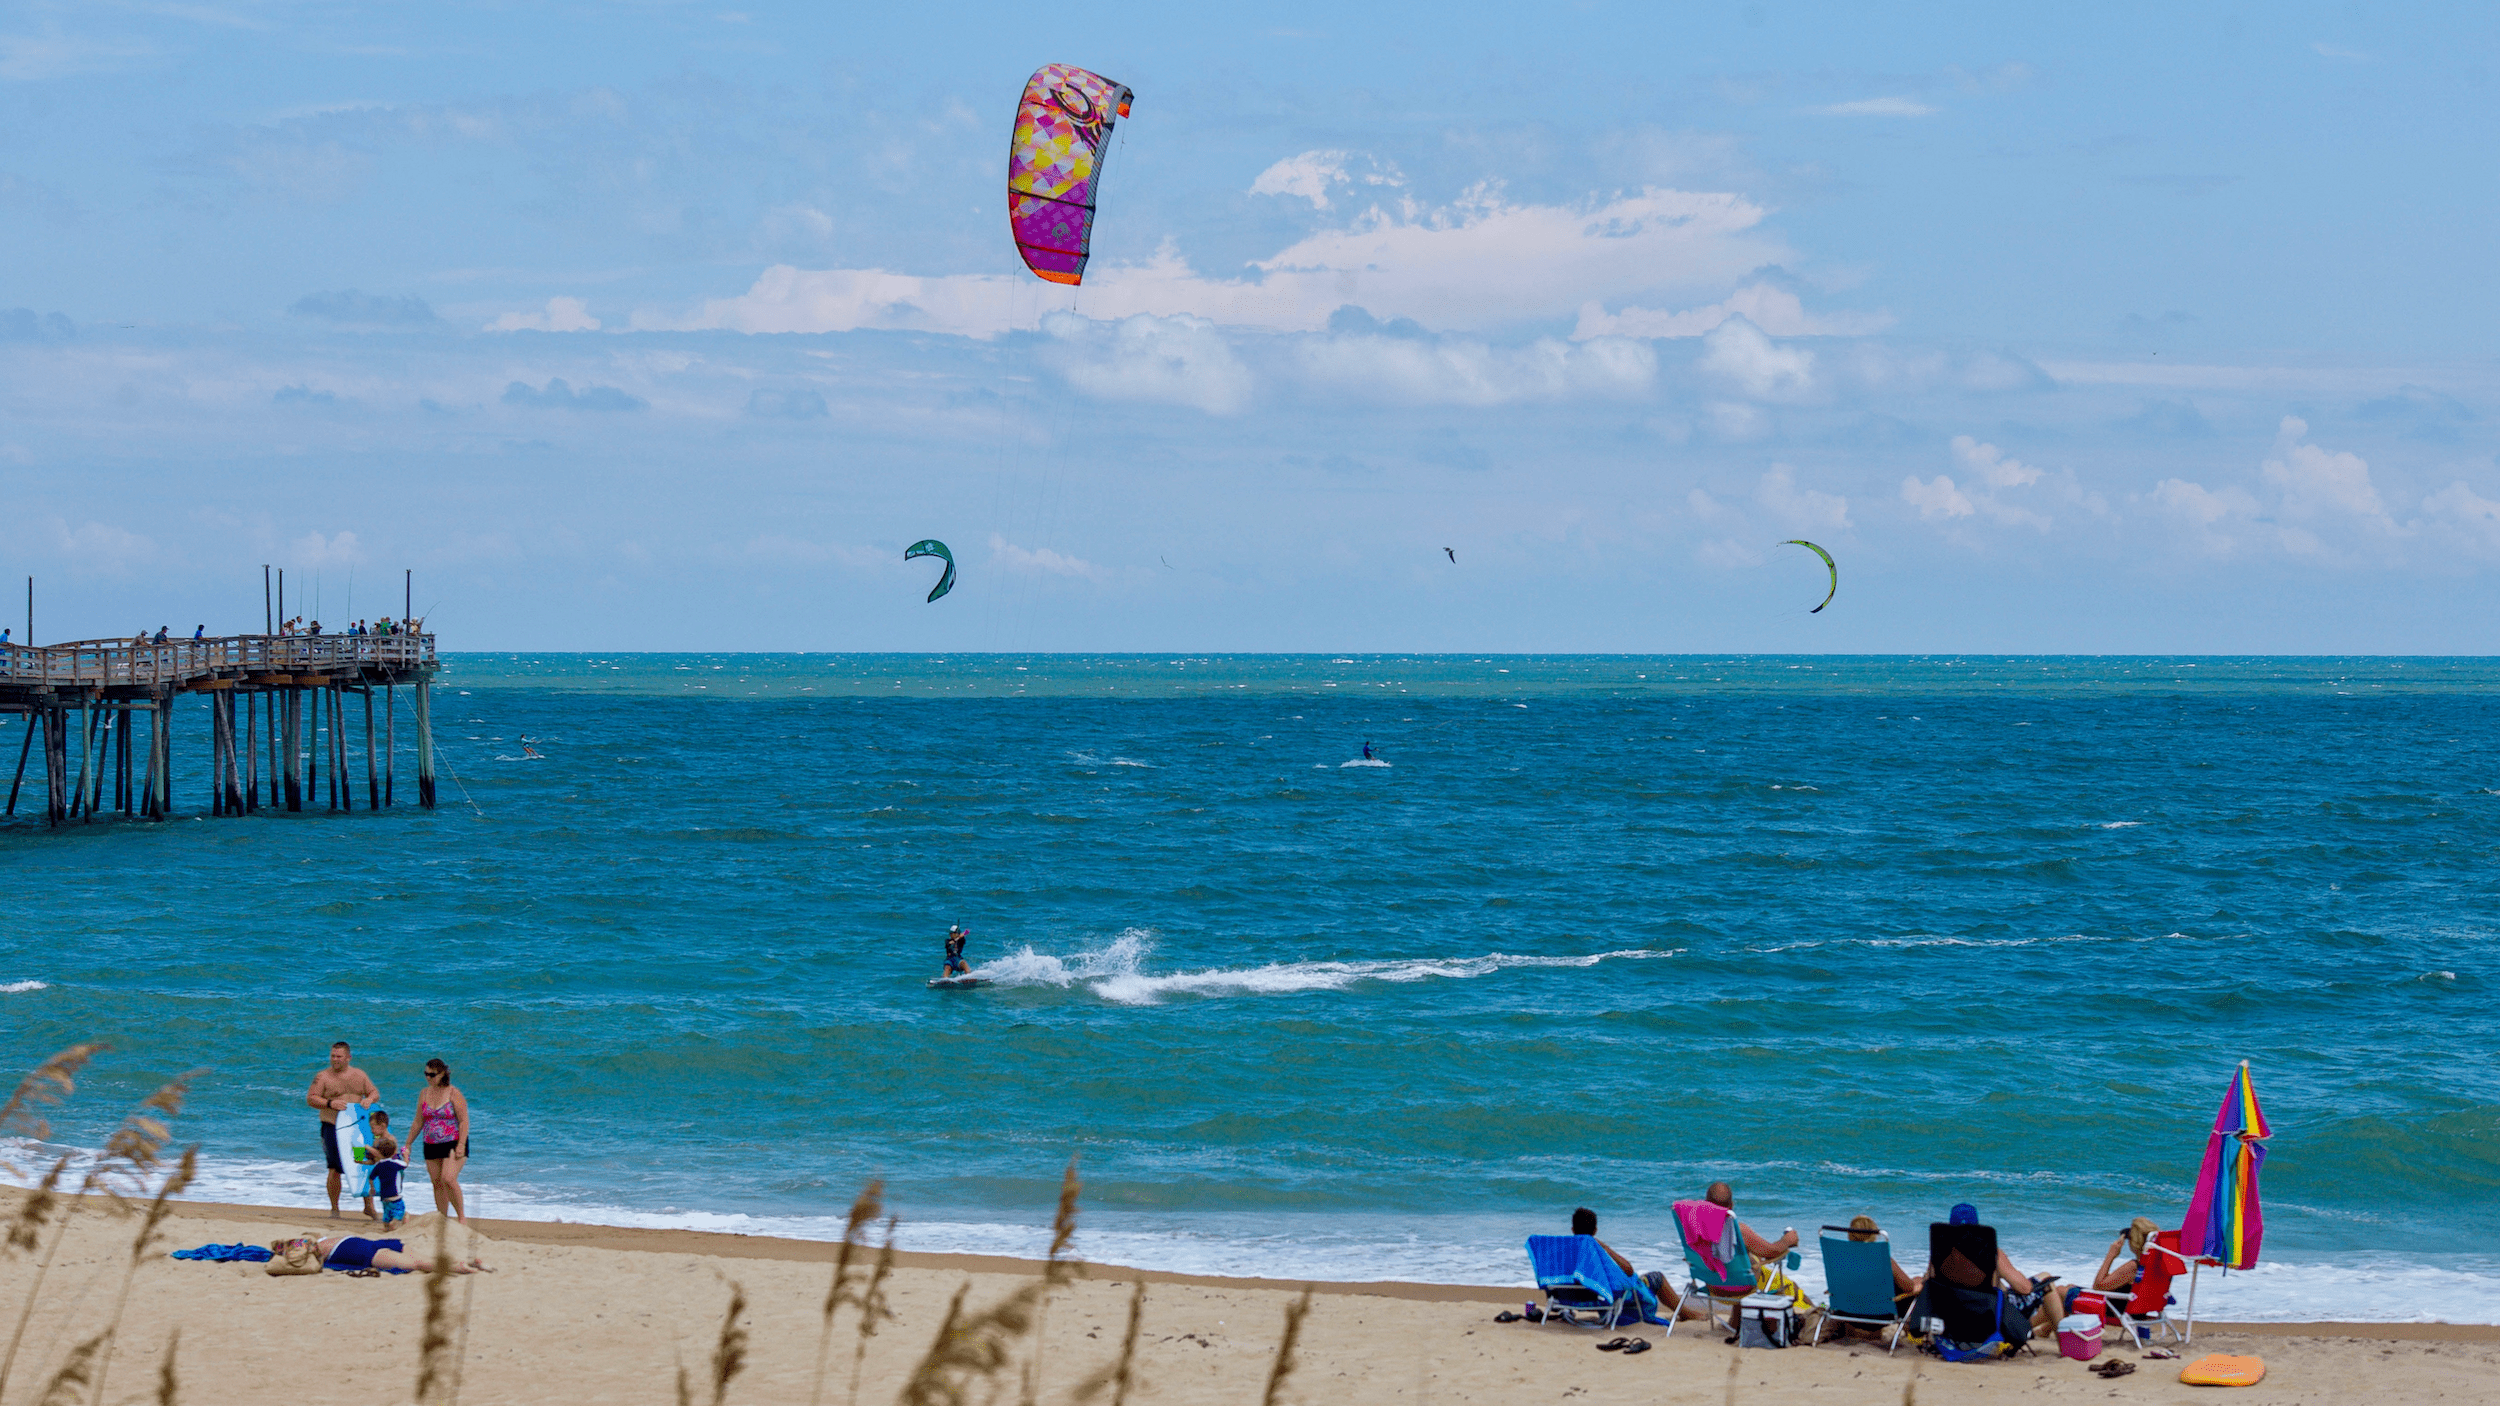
[927,976,989,990]
[336,1102,376,1199]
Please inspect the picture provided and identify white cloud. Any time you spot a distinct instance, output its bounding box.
[290,530,365,568]
[2147,478,2261,556]
[1043,311,1253,416]
[2422,481,2500,551]
[1698,317,1816,400]
[1248,150,1404,210]
[1901,474,1974,520]
[669,185,1786,337]
[1573,281,1892,340]
[1695,538,1762,568]
[49,519,157,577]
[1290,331,1654,407]
[1904,437,2089,534]
[1809,97,1939,117]
[1755,464,1850,532]
[1952,435,2041,490]
[989,533,1109,582]
[489,296,601,332]
[2261,415,2390,528]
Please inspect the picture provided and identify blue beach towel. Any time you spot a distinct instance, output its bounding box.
[1525,1235,1667,1328]
[171,1243,273,1262]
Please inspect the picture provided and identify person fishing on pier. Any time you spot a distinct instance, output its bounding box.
[941,924,972,978]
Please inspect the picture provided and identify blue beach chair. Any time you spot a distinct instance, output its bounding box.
[1524,1235,1659,1330]
[1813,1227,1911,1350]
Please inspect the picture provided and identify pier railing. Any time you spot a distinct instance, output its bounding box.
[0,633,435,689]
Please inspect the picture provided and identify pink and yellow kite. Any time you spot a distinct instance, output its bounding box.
[1007,64,1134,286]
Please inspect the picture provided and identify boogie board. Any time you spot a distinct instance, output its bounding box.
[927,976,989,990]
[2178,1354,2265,1387]
[336,1102,375,1198]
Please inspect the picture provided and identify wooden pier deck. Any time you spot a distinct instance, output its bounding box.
[0,633,440,825]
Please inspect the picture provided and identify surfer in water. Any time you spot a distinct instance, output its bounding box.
[941,924,971,978]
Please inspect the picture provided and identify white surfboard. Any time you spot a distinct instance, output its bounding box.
[337,1103,375,1198]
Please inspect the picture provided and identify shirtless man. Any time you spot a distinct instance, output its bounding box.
[306,1041,380,1220]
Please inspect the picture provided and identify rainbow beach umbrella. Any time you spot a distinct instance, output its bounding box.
[2174,1060,2271,1338]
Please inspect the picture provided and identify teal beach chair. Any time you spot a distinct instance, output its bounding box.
[1670,1199,1778,1339]
[1813,1227,1910,1350]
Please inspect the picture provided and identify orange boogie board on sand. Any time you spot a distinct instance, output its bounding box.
[2179,1354,2267,1387]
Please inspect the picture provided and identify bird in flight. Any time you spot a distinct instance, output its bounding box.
[1443,547,1456,563]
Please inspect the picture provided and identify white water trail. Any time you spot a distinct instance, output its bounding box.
[972,930,1671,1006]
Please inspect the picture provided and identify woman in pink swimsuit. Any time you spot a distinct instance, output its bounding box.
[416,1057,472,1221]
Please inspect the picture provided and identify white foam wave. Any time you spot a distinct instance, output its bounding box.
[2421,970,2459,982]
[1340,759,1391,768]
[974,932,1670,1006]
[2100,821,2144,828]
[1,981,45,993]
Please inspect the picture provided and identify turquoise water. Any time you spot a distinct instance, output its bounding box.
[5,655,2496,1320]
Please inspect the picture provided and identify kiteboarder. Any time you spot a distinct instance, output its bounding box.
[941,925,971,978]
[1361,741,1375,761]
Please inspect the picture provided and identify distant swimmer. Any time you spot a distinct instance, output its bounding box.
[1444,547,1455,563]
[941,924,971,978]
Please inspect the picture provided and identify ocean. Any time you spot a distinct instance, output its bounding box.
[5,654,2495,1322]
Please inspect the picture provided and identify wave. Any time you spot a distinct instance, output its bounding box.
[972,931,1672,1006]
[1,981,44,993]
[1340,759,1391,768]
[2100,821,2145,828]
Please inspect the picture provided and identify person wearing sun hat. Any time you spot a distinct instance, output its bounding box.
[940,924,971,978]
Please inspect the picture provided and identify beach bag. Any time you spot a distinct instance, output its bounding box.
[2057,1313,2104,1362]
[1736,1293,1799,1348]
[264,1237,324,1276]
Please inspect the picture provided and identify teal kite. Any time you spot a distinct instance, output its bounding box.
[905,540,956,602]
[1782,540,1836,613]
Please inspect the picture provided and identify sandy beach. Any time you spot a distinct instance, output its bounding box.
[2,1191,2492,1406]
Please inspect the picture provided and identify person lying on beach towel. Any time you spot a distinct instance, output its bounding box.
[285,1235,491,1275]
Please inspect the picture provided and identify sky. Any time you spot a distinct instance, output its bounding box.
[2,1,2497,652]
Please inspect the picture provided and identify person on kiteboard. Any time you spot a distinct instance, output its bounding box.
[941,925,971,978]
[1361,740,1375,760]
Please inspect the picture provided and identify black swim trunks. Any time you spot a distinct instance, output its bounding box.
[319,1121,344,1173]
[423,1138,469,1161]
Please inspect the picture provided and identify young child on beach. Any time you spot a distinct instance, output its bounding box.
[369,1133,409,1228]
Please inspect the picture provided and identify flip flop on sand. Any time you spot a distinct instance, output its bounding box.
[1620,1338,1652,1355]
[1596,1338,1630,1352]
[1494,1311,1523,1323]
[2090,1359,2137,1379]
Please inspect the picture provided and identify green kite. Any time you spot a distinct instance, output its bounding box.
[1782,539,1836,613]
[905,539,956,602]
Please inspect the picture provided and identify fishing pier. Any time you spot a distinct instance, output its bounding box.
[0,633,439,826]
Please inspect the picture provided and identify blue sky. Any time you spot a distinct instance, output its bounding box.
[3,1,2496,651]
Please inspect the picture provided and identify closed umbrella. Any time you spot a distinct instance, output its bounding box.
[2175,1060,2271,1338]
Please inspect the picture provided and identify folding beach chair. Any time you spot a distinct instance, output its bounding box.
[1812,1227,1910,1351]
[1668,1200,1765,1339]
[1523,1235,1657,1330]
[2083,1229,2189,1347]
[1907,1222,2034,1361]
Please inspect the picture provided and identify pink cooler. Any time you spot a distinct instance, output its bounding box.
[2055,1313,2104,1362]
